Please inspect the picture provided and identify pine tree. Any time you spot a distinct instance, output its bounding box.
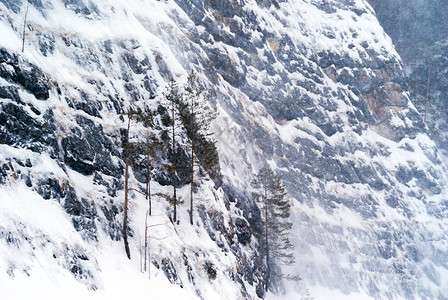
[163,79,184,224]
[122,108,143,260]
[132,121,160,271]
[122,113,132,259]
[132,110,156,217]
[122,107,155,260]
[252,165,295,292]
[182,70,217,225]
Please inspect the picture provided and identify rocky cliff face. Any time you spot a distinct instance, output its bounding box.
[368,0,448,161]
[0,0,447,299]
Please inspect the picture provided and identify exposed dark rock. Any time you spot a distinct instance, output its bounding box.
[161,258,180,285]
[0,0,22,13]
[62,246,97,290]
[62,115,121,177]
[66,93,102,118]
[37,32,56,57]
[100,203,122,241]
[62,0,99,16]
[204,261,217,280]
[64,192,98,241]
[0,48,50,100]
[183,253,195,283]
[234,217,252,245]
[36,177,68,201]
[0,85,23,103]
[0,103,58,156]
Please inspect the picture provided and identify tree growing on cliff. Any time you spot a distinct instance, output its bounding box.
[122,108,156,260]
[163,79,184,224]
[21,3,29,53]
[122,110,135,259]
[252,165,295,291]
[181,70,217,225]
[133,117,161,268]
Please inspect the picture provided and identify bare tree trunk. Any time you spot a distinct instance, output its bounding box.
[413,76,418,108]
[145,153,151,272]
[189,97,195,225]
[148,231,151,279]
[146,152,151,216]
[189,142,194,225]
[264,186,270,292]
[139,236,143,272]
[144,211,148,272]
[144,153,151,271]
[123,118,131,259]
[424,67,431,124]
[21,4,29,53]
[171,99,177,223]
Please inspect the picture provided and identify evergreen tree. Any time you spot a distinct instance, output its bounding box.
[132,110,157,217]
[160,73,218,226]
[122,108,142,260]
[163,79,184,223]
[252,165,295,291]
[181,70,217,225]
[122,112,132,259]
[121,107,156,260]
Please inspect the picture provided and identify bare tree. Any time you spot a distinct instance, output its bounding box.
[21,4,29,53]
[143,218,170,279]
[123,115,132,259]
[424,66,431,124]
[144,210,150,275]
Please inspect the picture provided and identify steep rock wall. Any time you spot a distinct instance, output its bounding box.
[368,0,448,161]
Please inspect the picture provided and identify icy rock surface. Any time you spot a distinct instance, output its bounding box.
[0,0,447,299]
[368,0,448,163]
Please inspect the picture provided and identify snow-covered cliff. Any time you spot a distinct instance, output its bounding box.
[368,0,448,162]
[0,0,447,299]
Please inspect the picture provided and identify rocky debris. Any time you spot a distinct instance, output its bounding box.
[0,226,21,247]
[66,92,102,118]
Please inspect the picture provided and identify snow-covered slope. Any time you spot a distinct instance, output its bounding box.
[0,0,447,299]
